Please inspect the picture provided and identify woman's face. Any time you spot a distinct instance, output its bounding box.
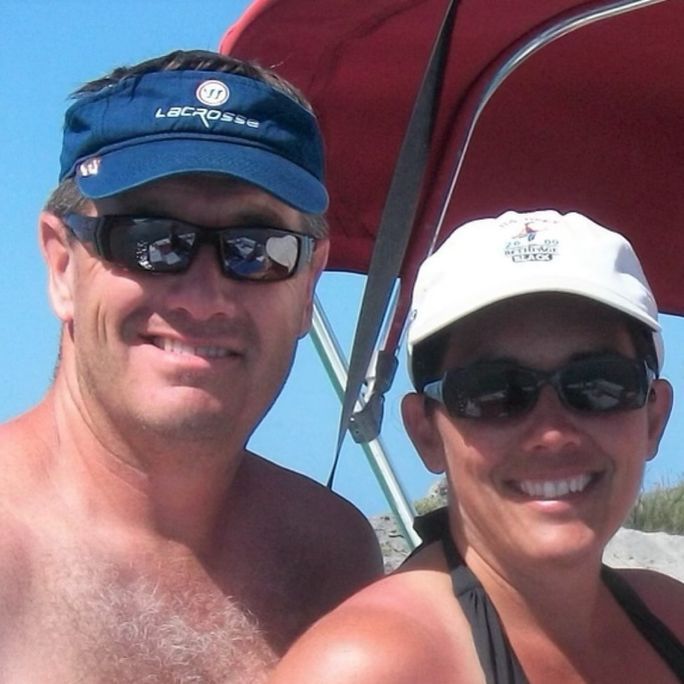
[403,295,671,575]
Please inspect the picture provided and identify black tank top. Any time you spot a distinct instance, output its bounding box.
[413,508,684,683]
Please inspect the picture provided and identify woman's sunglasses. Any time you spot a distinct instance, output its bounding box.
[422,354,653,420]
[63,214,316,282]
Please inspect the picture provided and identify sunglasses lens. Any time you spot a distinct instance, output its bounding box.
[559,357,647,412]
[107,219,196,273]
[442,363,538,419]
[99,219,308,281]
[221,230,302,281]
[436,355,649,420]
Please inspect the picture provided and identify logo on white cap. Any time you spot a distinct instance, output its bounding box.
[196,80,230,106]
[505,222,558,263]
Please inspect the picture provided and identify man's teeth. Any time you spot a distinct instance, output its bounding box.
[517,474,592,499]
[154,337,232,358]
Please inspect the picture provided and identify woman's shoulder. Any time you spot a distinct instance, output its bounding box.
[269,563,482,683]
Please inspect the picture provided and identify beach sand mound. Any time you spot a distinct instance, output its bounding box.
[604,528,684,582]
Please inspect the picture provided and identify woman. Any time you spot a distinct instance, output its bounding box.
[269,210,684,683]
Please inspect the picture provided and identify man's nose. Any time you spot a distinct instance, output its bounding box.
[163,244,239,321]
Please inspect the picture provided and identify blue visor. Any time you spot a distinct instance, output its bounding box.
[59,70,328,213]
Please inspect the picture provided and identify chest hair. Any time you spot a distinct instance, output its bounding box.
[27,551,278,683]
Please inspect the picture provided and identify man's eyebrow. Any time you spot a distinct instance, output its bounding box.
[114,202,305,232]
[226,209,300,229]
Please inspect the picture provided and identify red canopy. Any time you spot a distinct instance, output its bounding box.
[222,0,684,449]
[221,0,684,316]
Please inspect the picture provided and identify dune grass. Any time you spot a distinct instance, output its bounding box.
[625,479,684,535]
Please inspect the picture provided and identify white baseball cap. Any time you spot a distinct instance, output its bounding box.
[407,210,663,384]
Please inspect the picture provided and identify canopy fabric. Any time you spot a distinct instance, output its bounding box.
[221,0,684,319]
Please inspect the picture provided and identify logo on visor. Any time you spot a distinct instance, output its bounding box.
[196,80,230,106]
[78,157,101,177]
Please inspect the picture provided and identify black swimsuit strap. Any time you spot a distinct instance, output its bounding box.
[413,509,684,682]
[413,509,527,683]
[442,535,529,684]
[601,566,684,679]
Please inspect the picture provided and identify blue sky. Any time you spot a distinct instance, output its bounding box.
[2,0,682,517]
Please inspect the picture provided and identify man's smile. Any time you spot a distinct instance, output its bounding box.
[151,336,237,360]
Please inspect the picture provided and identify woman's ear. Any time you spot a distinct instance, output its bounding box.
[39,211,75,323]
[401,392,447,474]
[645,378,673,461]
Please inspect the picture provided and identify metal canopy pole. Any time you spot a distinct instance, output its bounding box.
[310,294,420,548]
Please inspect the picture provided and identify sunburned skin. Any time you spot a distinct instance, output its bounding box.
[0,172,383,683]
[6,548,275,683]
[0,417,379,683]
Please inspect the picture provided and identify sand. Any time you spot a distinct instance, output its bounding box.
[604,528,684,582]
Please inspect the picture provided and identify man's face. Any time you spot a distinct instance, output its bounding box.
[52,175,328,455]
[403,295,671,571]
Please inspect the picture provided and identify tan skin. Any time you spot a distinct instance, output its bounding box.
[0,175,382,682]
[270,295,684,684]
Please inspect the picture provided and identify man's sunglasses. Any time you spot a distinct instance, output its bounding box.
[422,354,653,420]
[63,214,316,282]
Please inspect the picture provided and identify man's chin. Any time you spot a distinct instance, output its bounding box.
[130,399,242,444]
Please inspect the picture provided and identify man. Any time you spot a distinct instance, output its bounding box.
[270,210,684,682]
[0,49,382,682]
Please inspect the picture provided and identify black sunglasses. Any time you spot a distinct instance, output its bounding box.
[63,214,316,282]
[422,354,653,420]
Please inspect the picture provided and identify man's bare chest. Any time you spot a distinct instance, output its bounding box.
[5,549,278,683]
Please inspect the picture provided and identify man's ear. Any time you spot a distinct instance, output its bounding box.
[297,237,329,338]
[645,378,673,461]
[401,392,447,474]
[39,211,75,323]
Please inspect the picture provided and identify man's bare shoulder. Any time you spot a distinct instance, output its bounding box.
[0,406,60,620]
[229,453,384,644]
[0,413,34,459]
[245,453,383,578]
[269,569,478,684]
[616,567,684,640]
[0,409,53,510]
[0,402,53,466]
[0,415,40,566]
[0,505,34,634]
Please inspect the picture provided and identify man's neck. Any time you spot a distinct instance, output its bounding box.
[44,380,247,557]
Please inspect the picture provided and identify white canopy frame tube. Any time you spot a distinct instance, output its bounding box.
[430,0,669,253]
[310,295,421,548]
